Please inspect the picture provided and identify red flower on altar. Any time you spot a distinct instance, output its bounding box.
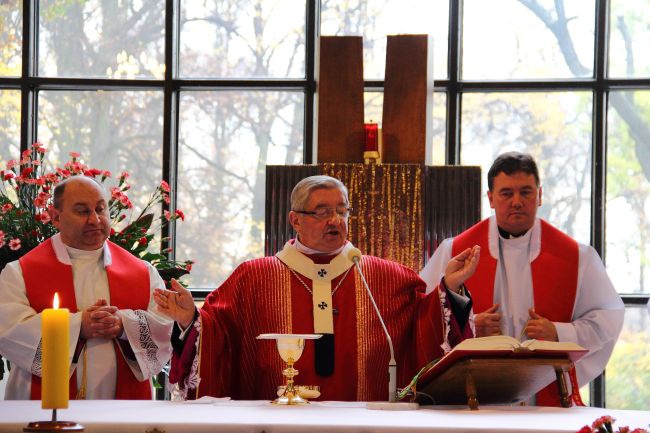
[578,416,648,433]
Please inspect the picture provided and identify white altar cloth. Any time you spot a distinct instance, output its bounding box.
[0,400,648,433]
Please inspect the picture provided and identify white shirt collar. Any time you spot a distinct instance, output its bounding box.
[488,215,541,263]
[51,233,112,267]
[294,237,347,256]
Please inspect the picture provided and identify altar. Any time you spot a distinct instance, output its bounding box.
[0,400,648,433]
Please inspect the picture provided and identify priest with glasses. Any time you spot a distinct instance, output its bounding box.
[155,175,478,401]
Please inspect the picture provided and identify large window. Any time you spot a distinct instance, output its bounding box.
[1,0,648,408]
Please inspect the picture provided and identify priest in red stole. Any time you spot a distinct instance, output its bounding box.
[420,152,624,406]
[0,176,172,400]
[155,175,478,401]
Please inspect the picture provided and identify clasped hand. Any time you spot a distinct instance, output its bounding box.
[475,306,558,341]
[80,298,123,339]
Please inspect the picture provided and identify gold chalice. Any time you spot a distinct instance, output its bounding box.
[257,333,322,405]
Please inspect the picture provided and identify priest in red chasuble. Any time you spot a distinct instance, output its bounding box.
[155,175,478,401]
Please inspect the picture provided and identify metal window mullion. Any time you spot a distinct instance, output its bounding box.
[304,0,318,164]
[446,0,462,165]
[162,0,180,257]
[20,0,38,152]
[589,0,610,409]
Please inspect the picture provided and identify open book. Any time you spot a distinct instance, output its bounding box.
[453,335,586,354]
[398,336,588,404]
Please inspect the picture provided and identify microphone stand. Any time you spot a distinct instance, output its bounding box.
[352,257,397,402]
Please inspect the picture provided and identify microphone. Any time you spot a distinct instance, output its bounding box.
[348,248,397,403]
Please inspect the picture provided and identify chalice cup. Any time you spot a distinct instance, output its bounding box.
[257,333,321,405]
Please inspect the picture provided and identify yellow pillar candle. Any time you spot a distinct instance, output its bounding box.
[41,292,69,409]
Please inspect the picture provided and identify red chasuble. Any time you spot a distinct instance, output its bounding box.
[452,218,580,406]
[20,238,152,400]
[170,251,469,401]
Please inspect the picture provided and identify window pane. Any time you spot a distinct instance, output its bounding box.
[606,90,650,294]
[0,0,22,77]
[39,1,164,79]
[609,0,650,78]
[177,91,304,288]
[0,89,20,165]
[606,305,650,410]
[461,92,592,243]
[463,0,595,80]
[180,0,306,78]
[432,92,446,165]
[38,90,164,209]
[320,0,447,80]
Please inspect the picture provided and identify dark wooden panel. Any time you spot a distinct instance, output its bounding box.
[317,36,365,163]
[423,166,482,263]
[382,35,432,163]
[265,165,319,256]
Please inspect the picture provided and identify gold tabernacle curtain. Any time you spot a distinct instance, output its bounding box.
[265,164,481,271]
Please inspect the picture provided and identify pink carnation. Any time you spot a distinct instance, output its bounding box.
[69,151,81,158]
[9,238,21,251]
[35,212,51,224]
[160,180,170,192]
[6,159,17,170]
[175,209,185,221]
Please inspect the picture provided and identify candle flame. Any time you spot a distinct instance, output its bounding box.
[53,292,60,309]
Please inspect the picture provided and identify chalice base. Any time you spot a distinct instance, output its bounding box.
[24,421,85,432]
[272,393,309,405]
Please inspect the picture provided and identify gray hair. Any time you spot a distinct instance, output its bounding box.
[290,175,349,210]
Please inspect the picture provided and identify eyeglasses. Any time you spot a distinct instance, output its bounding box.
[293,206,353,220]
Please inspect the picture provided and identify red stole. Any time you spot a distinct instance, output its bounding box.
[452,218,580,406]
[20,238,152,400]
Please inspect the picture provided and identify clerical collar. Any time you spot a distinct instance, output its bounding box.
[497,226,530,240]
[64,244,104,261]
[294,237,347,256]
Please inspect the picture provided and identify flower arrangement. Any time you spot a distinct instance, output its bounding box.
[577,415,648,433]
[0,142,193,279]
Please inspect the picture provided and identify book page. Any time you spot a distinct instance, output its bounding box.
[453,336,586,352]
[520,339,585,351]
[453,335,522,350]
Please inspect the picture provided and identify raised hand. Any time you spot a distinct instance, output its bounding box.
[524,308,558,341]
[443,245,480,294]
[474,304,502,337]
[153,278,196,329]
